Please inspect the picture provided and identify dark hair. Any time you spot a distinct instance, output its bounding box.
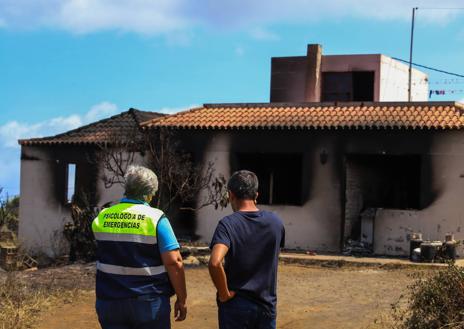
[227,170,259,200]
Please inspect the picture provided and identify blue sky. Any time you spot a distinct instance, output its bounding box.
[1,0,464,197]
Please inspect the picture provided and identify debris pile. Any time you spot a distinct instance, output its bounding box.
[343,239,372,256]
[0,225,37,271]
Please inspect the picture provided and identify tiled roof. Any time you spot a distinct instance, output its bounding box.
[142,102,464,130]
[19,109,165,146]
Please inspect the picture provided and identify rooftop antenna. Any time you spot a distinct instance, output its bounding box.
[408,7,418,102]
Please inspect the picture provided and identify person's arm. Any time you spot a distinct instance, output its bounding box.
[208,243,236,302]
[157,216,187,321]
[161,250,187,321]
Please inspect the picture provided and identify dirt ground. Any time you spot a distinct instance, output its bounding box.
[28,263,418,329]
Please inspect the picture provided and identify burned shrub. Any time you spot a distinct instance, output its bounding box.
[0,188,19,234]
[395,264,464,329]
[63,193,101,262]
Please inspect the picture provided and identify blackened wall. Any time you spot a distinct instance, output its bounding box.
[19,128,464,256]
[178,128,464,254]
[18,145,122,256]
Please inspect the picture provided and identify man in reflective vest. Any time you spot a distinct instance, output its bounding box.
[92,165,187,329]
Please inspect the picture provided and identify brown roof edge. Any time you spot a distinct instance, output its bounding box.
[130,108,167,126]
[141,106,205,128]
[143,101,464,128]
[140,101,464,131]
[18,108,164,146]
[202,101,463,109]
[18,110,127,146]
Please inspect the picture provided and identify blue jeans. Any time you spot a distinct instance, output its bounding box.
[218,295,276,329]
[96,295,171,329]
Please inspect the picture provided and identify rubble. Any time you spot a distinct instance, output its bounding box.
[0,225,18,271]
[342,239,373,256]
[180,245,210,258]
[196,255,210,265]
[305,251,317,256]
[0,225,37,271]
[183,256,201,266]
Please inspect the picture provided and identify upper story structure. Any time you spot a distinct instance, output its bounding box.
[270,44,429,103]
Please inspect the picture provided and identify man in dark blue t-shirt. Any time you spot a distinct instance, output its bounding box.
[209,170,285,329]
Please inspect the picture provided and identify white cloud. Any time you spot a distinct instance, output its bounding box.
[0,117,83,148]
[0,101,192,196]
[0,0,190,34]
[0,101,118,149]
[84,101,118,122]
[0,0,463,35]
[153,104,199,114]
[179,0,464,28]
[48,115,83,130]
[57,0,189,35]
[0,148,20,196]
[0,121,43,148]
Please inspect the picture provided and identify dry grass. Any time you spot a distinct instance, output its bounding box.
[0,273,77,329]
[365,309,405,329]
[397,264,464,329]
[366,264,464,329]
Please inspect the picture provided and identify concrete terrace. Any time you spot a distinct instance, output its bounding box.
[181,245,464,269]
[279,252,464,269]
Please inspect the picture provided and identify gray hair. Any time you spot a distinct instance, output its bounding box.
[227,170,259,200]
[124,165,159,200]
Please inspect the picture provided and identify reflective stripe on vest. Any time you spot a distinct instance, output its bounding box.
[93,232,157,244]
[96,261,166,276]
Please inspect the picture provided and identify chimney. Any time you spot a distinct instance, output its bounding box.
[304,44,322,102]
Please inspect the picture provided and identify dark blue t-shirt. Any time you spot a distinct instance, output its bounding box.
[210,210,285,315]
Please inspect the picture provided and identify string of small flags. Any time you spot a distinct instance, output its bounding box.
[429,89,464,97]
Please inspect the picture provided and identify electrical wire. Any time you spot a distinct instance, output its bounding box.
[418,7,464,10]
[391,57,464,78]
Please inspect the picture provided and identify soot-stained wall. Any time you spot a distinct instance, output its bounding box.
[19,128,464,256]
[18,145,120,257]
[18,142,191,256]
[182,128,464,254]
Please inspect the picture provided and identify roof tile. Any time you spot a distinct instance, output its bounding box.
[19,109,164,146]
[142,102,464,131]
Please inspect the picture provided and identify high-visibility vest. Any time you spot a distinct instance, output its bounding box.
[91,200,174,299]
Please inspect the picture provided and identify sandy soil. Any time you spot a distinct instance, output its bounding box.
[33,264,416,329]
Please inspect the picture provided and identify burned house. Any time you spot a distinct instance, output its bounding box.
[139,45,463,256]
[141,101,464,256]
[18,109,164,256]
[17,44,464,257]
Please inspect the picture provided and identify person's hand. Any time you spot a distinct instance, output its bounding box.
[218,290,236,303]
[174,299,187,321]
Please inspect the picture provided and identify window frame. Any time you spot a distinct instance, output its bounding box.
[65,163,77,204]
[234,153,304,206]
